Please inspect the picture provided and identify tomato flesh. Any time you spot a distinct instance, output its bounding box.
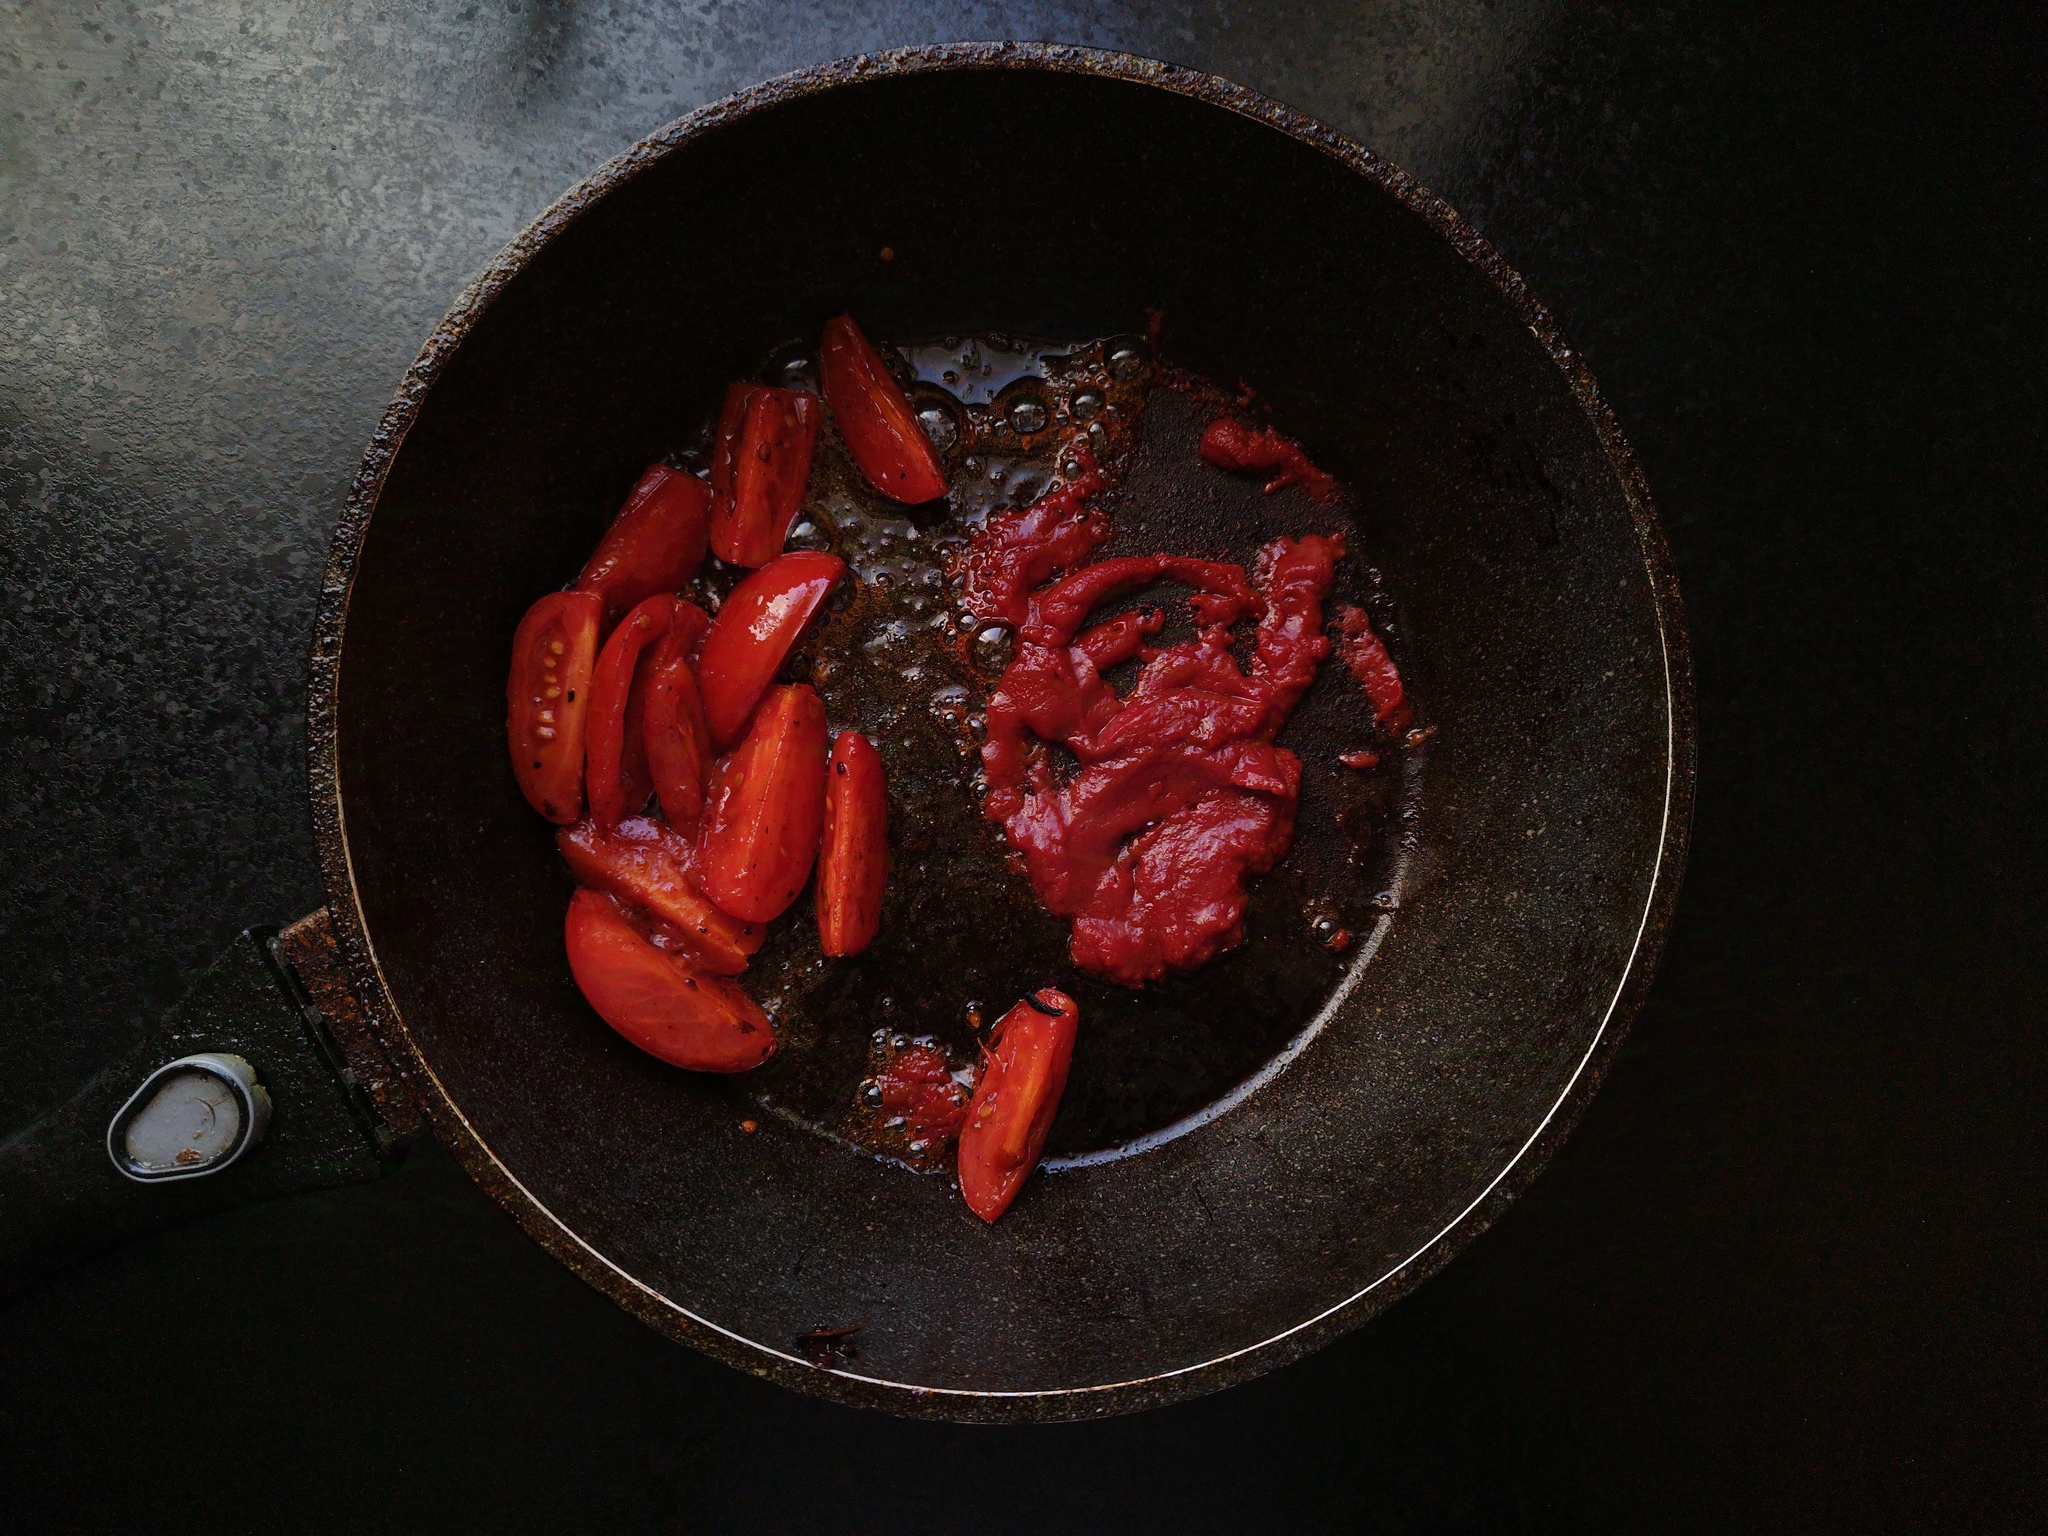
[710,386,822,568]
[817,730,888,957]
[819,314,949,504]
[639,610,714,833]
[507,590,602,824]
[576,462,712,630]
[557,815,762,974]
[564,888,774,1072]
[697,683,829,924]
[584,594,671,828]
[695,551,844,748]
[708,381,756,511]
[957,989,1080,1223]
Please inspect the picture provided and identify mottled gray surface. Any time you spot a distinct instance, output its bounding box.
[4,3,2045,1530]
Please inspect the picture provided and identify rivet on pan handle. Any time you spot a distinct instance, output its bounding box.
[106,1054,272,1183]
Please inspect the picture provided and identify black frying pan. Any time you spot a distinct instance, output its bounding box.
[1,45,1692,1422]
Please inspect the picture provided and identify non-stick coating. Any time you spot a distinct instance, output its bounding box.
[316,47,1690,1420]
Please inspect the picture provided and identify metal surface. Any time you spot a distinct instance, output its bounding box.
[308,45,1689,1418]
[106,1052,271,1182]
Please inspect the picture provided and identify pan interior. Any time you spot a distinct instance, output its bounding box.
[335,63,1674,1403]
[669,334,1425,1167]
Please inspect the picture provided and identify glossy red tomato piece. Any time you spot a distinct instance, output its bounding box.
[696,683,828,924]
[638,604,713,833]
[667,597,711,662]
[957,989,1080,1223]
[507,590,602,824]
[564,888,774,1073]
[575,462,712,630]
[707,381,756,510]
[819,314,949,504]
[557,816,762,975]
[709,386,822,568]
[695,551,844,748]
[817,731,888,957]
[583,594,671,828]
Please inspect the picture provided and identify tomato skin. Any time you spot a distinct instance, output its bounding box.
[817,731,888,956]
[695,551,845,748]
[697,684,829,924]
[709,387,822,568]
[819,314,949,504]
[957,989,1080,1223]
[667,598,711,663]
[557,816,762,974]
[639,607,714,833]
[584,594,672,828]
[708,381,757,510]
[564,888,774,1073]
[575,463,712,630]
[507,590,603,824]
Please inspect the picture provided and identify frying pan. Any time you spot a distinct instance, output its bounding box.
[0,44,1693,1421]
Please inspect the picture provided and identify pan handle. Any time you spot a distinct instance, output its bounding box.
[0,910,423,1300]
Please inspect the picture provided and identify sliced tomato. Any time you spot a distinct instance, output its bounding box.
[669,598,711,663]
[709,387,822,568]
[817,731,888,957]
[819,314,949,504]
[507,590,603,824]
[957,989,1080,1223]
[697,683,828,924]
[564,888,774,1073]
[583,594,672,828]
[576,462,712,630]
[708,381,757,511]
[695,551,845,748]
[557,815,762,974]
[639,617,713,833]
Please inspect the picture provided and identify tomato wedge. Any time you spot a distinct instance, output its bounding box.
[557,816,762,975]
[584,594,671,828]
[695,551,845,748]
[639,606,714,833]
[697,683,829,924]
[819,314,949,504]
[668,598,711,662]
[507,590,602,824]
[817,730,888,956]
[708,381,756,512]
[709,386,822,568]
[957,989,1080,1223]
[564,888,774,1073]
[576,462,712,630]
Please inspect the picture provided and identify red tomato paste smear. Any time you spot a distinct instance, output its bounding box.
[1198,416,1339,503]
[1331,604,1413,732]
[963,466,1344,986]
[869,1045,971,1144]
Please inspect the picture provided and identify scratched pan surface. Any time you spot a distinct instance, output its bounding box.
[311,45,1692,1421]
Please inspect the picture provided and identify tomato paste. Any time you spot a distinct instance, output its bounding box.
[1197,416,1338,503]
[963,471,1344,986]
[1331,604,1413,731]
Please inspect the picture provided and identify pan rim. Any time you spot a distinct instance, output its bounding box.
[306,39,1696,1421]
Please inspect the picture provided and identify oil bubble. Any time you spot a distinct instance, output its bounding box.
[973,625,1014,672]
[917,403,960,454]
[1006,393,1049,434]
[786,520,832,553]
[1107,343,1148,381]
[1071,390,1103,421]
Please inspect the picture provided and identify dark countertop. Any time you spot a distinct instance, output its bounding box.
[2,4,2042,1529]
